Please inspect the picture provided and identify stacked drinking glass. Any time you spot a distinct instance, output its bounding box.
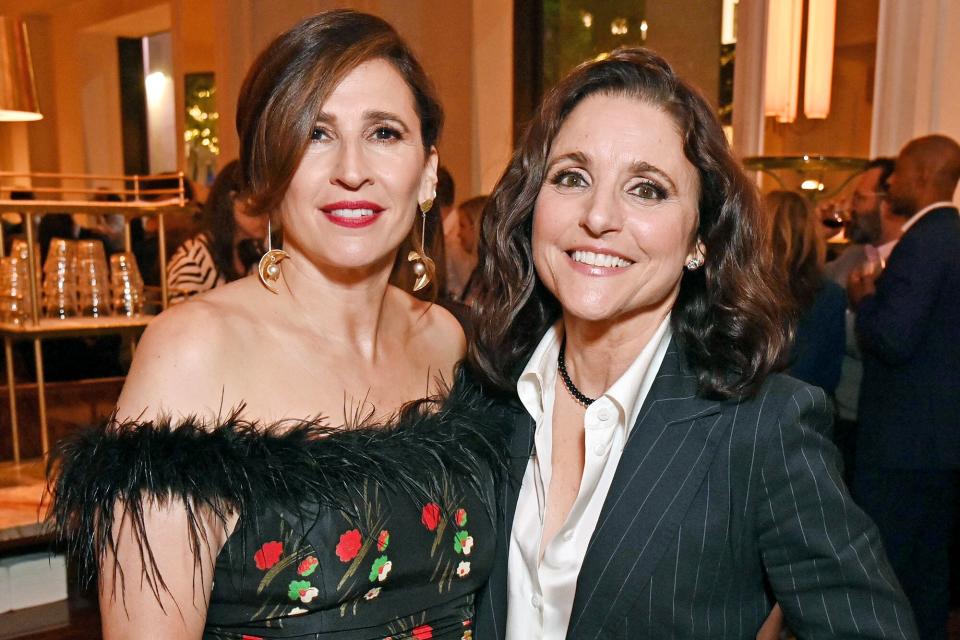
[110,252,144,317]
[42,238,79,319]
[0,256,31,326]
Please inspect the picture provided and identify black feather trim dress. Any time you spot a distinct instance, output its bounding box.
[48,373,509,639]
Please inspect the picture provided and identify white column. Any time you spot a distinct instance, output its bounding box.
[871,0,960,156]
[731,0,768,159]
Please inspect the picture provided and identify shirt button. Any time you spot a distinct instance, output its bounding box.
[594,443,608,456]
[531,594,543,609]
[597,408,610,421]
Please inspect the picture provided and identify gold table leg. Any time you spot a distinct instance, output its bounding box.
[4,338,19,464]
[33,338,48,456]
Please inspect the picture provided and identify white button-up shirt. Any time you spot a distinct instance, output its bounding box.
[505,316,673,640]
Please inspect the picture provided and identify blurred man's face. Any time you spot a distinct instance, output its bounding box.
[887,153,922,217]
[846,167,884,244]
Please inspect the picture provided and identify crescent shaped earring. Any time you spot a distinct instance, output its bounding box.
[258,217,289,293]
[407,195,436,292]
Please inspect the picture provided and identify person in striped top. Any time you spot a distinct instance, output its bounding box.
[166,160,267,303]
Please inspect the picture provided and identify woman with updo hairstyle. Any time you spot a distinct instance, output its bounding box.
[470,48,916,639]
[50,10,506,639]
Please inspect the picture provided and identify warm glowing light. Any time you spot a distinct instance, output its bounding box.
[581,11,593,28]
[763,0,802,123]
[640,20,648,41]
[800,179,824,191]
[721,0,739,45]
[804,0,836,119]
[611,18,628,36]
[145,71,168,99]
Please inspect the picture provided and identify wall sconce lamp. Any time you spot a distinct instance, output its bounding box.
[0,16,42,122]
[763,0,835,123]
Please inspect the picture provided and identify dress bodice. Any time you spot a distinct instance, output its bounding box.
[49,374,507,640]
[206,463,495,639]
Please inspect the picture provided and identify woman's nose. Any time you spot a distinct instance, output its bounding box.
[330,140,373,190]
[580,189,623,236]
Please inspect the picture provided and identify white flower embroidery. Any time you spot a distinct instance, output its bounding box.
[290,607,308,615]
[456,561,471,578]
[299,586,319,603]
[365,587,382,600]
[377,560,393,582]
[461,536,474,555]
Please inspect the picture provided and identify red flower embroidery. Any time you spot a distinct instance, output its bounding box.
[455,508,468,527]
[242,636,264,640]
[421,503,441,531]
[253,541,283,570]
[335,529,363,562]
[377,529,390,552]
[412,625,433,639]
[297,556,319,576]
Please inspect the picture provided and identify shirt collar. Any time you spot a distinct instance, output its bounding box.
[516,315,673,434]
[901,201,956,233]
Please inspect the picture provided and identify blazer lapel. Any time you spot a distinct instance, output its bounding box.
[566,343,728,638]
[479,400,534,639]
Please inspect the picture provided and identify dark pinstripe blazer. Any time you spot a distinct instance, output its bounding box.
[475,340,918,639]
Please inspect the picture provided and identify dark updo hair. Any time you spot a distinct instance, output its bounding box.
[236,10,443,216]
[468,47,790,399]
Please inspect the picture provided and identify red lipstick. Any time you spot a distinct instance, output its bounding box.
[320,200,385,228]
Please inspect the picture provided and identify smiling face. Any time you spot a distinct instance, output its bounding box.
[278,58,438,274]
[532,93,702,326]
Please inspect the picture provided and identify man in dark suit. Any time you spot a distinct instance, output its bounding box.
[849,134,960,640]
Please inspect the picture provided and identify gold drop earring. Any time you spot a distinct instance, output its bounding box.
[258,217,289,293]
[407,196,436,291]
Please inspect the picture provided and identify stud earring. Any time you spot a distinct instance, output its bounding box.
[407,196,436,291]
[685,256,704,271]
[258,218,289,293]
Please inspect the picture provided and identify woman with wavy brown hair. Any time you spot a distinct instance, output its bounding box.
[469,48,916,639]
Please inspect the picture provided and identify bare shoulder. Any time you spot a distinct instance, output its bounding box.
[389,288,466,377]
[116,284,254,422]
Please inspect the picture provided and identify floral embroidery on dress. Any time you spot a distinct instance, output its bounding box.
[455,561,471,578]
[453,530,473,555]
[336,529,363,562]
[297,556,319,576]
[288,579,319,603]
[377,530,390,551]
[369,556,392,582]
[412,624,433,639]
[253,541,283,570]
[364,587,382,600]
[421,503,441,531]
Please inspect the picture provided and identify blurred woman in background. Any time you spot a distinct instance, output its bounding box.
[766,189,846,395]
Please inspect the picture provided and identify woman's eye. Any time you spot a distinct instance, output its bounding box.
[552,171,588,188]
[310,127,329,142]
[630,181,666,200]
[372,126,402,141]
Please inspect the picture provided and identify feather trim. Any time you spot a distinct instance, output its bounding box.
[46,371,509,600]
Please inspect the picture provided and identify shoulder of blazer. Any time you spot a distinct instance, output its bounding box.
[713,372,832,442]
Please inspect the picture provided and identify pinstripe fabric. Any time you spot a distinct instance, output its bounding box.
[474,340,918,639]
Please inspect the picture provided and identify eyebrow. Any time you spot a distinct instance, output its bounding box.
[629,160,678,194]
[314,110,411,134]
[547,152,679,194]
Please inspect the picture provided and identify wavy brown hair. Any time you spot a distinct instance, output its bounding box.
[468,47,790,399]
[236,10,443,217]
[765,190,823,311]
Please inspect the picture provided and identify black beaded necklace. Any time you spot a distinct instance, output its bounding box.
[557,337,596,407]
